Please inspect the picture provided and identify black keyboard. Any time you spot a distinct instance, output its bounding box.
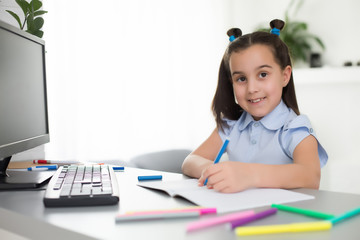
[43,165,119,207]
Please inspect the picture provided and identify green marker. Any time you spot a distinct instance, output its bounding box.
[271,204,335,219]
[329,207,360,225]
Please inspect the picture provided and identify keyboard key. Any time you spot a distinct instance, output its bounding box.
[60,186,72,197]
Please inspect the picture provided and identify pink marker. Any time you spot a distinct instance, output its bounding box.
[186,210,255,232]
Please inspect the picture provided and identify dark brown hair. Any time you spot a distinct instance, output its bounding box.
[212,19,299,131]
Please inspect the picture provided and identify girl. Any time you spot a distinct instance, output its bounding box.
[182,19,328,193]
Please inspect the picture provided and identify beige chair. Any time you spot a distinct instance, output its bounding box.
[128,149,192,174]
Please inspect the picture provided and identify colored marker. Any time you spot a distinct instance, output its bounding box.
[230,208,277,229]
[186,210,255,232]
[204,138,229,186]
[138,175,162,181]
[271,204,335,219]
[112,166,125,171]
[126,207,217,216]
[27,165,58,171]
[329,207,360,225]
[116,211,200,222]
[33,159,80,164]
[235,221,332,236]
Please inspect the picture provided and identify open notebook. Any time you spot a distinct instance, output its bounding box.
[138,179,314,213]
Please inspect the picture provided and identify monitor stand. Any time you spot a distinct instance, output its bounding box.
[0,156,54,190]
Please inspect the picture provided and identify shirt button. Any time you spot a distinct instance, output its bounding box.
[254,122,259,127]
[251,139,257,145]
[309,128,314,133]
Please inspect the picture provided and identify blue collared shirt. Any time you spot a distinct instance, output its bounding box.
[219,101,328,167]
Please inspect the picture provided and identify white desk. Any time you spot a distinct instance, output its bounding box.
[0,167,360,240]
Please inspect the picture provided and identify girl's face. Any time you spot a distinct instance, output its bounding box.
[229,44,291,121]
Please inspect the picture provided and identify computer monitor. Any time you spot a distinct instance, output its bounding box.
[0,20,53,190]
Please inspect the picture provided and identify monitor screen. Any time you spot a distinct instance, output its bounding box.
[0,20,52,189]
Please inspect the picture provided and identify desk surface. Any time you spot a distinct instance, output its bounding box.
[0,167,359,240]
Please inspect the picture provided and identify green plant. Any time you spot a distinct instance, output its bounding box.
[257,0,325,64]
[6,0,47,38]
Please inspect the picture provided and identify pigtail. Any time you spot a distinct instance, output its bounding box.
[270,19,285,30]
[270,19,285,36]
[211,28,244,130]
[269,19,299,115]
[227,28,242,42]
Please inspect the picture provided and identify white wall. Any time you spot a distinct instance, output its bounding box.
[0,0,19,24]
[40,0,230,161]
[2,0,357,67]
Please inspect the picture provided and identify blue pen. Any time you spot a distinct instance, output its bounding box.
[27,165,58,171]
[204,138,230,186]
[138,175,162,181]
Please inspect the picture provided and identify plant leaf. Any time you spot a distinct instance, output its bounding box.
[286,21,307,34]
[33,17,44,30]
[293,0,304,17]
[15,0,30,16]
[30,0,42,12]
[26,14,35,31]
[313,37,325,50]
[6,10,23,29]
[303,33,326,50]
[34,10,48,16]
[285,0,295,17]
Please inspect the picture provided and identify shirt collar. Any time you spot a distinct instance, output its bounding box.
[238,100,290,131]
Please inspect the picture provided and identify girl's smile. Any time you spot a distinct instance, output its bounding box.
[249,97,265,103]
[229,44,291,121]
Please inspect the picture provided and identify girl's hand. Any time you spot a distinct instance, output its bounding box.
[198,161,255,193]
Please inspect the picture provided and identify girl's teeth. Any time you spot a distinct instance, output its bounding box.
[251,98,261,103]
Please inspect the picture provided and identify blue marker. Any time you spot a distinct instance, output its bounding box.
[138,175,162,181]
[27,165,58,171]
[113,166,125,171]
[204,138,230,186]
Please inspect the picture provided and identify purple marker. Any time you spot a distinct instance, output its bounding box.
[230,208,277,229]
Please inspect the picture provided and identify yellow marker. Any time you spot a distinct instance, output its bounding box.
[235,221,332,236]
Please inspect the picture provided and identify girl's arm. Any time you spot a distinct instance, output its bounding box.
[256,134,321,189]
[198,135,321,193]
[181,129,223,178]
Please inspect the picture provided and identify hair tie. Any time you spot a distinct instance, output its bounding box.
[227,28,242,42]
[270,28,280,36]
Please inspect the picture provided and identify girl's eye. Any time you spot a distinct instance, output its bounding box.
[259,72,267,78]
[236,76,246,82]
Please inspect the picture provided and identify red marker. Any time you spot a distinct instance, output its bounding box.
[33,159,80,164]
[33,159,48,164]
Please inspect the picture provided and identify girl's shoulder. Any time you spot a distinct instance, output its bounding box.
[281,112,328,167]
[281,112,316,148]
[283,113,314,134]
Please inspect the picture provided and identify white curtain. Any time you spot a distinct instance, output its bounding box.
[43,0,231,161]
